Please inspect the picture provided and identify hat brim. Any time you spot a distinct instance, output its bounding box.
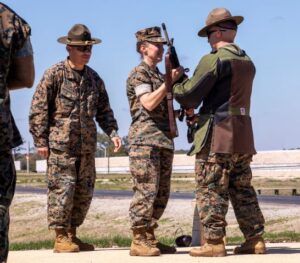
[142,37,167,44]
[57,36,102,45]
[198,16,244,37]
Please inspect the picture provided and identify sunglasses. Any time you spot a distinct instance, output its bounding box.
[72,45,93,52]
[207,29,227,37]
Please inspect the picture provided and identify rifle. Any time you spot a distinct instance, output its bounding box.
[162,23,189,139]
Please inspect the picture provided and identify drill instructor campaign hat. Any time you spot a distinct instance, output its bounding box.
[198,8,244,37]
[57,24,101,45]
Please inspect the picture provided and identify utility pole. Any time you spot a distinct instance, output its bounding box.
[27,141,30,174]
[107,146,110,174]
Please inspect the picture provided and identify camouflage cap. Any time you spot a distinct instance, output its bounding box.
[135,26,166,43]
[57,24,101,46]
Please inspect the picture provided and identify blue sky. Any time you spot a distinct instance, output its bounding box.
[4,0,300,151]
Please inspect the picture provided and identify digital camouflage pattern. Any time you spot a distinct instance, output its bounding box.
[0,3,31,262]
[135,27,166,43]
[129,145,174,229]
[195,136,265,241]
[29,59,118,154]
[173,41,264,242]
[47,149,96,229]
[0,151,16,262]
[0,2,31,151]
[30,59,118,229]
[126,61,173,150]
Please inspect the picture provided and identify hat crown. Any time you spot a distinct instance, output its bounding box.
[57,23,101,45]
[68,24,91,42]
[198,7,243,37]
[135,26,162,42]
[206,8,233,26]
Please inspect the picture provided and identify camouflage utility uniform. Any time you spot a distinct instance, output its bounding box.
[29,60,118,229]
[127,61,174,230]
[0,3,32,261]
[174,44,265,241]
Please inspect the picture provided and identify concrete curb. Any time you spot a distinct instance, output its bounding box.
[8,243,300,263]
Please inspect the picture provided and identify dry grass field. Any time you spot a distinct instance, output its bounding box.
[10,190,300,246]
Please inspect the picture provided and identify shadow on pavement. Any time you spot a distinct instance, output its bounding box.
[266,246,300,254]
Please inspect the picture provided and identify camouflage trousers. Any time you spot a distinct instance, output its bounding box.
[129,145,174,230]
[47,149,96,229]
[0,151,16,262]
[195,150,265,241]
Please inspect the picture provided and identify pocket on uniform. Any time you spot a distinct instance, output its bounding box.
[47,150,70,190]
[195,161,206,186]
[59,86,76,116]
[129,146,152,183]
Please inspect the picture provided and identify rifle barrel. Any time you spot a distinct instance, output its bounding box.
[161,23,171,46]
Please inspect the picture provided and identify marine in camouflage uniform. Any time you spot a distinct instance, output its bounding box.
[29,24,121,252]
[127,26,183,256]
[173,8,265,257]
[0,3,34,262]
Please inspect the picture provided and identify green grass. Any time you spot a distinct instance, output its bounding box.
[10,240,54,250]
[264,231,300,243]
[9,232,300,250]
[9,236,132,251]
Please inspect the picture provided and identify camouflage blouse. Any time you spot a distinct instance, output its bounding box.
[0,3,31,152]
[126,61,173,150]
[29,59,118,155]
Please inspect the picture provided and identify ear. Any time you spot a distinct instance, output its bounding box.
[66,45,71,52]
[140,43,148,55]
[140,43,147,53]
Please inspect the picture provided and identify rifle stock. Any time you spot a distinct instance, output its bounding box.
[164,52,178,138]
[162,23,189,139]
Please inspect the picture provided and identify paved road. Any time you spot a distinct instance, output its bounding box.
[16,186,300,205]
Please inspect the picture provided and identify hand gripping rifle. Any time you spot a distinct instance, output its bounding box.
[162,23,189,139]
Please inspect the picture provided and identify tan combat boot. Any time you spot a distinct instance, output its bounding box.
[53,229,79,253]
[130,228,160,256]
[234,236,266,254]
[146,227,176,254]
[67,227,95,251]
[189,238,226,257]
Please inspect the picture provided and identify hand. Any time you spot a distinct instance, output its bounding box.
[37,147,49,158]
[111,137,122,152]
[185,108,194,117]
[171,66,185,84]
[185,108,196,125]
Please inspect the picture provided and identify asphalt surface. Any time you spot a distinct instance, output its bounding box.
[16,186,300,205]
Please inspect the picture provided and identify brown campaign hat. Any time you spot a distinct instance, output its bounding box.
[135,26,166,43]
[57,24,101,45]
[198,8,244,37]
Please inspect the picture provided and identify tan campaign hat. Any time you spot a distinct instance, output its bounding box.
[135,26,166,43]
[198,8,244,37]
[57,24,101,45]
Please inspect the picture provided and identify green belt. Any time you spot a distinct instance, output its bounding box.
[228,107,250,116]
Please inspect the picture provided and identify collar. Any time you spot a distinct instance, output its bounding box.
[219,43,245,56]
[64,58,87,80]
[140,61,159,74]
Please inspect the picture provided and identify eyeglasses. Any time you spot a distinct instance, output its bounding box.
[73,45,93,52]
